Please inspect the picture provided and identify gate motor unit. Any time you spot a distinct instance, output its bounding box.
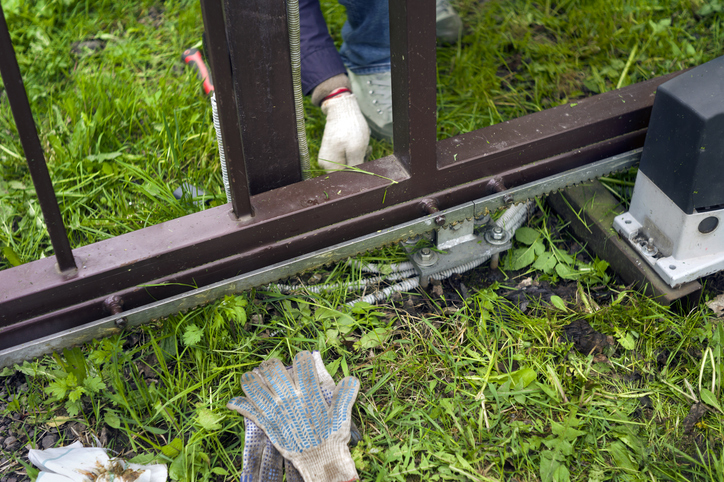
[613,55,724,288]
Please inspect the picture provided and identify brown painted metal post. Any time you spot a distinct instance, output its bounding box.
[222,0,302,195]
[200,0,254,218]
[389,0,438,179]
[0,4,76,272]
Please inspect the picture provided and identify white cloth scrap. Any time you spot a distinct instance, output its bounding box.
[28,441,167,482]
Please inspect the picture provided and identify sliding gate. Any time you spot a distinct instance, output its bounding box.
[0,0,681,366]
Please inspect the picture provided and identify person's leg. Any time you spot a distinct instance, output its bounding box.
[337,0,393,141]
[339,0,463,142]
[337,0,390,75]
[338,0,462,71]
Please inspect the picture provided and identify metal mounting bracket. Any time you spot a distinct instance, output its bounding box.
[403,210,512,288]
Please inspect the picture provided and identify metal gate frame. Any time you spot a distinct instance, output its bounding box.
[0,0,682,356]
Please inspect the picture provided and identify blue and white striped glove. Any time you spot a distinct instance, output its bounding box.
[238,418,308,482]
[238,419,283,482]
[227,351,360,482]
[238,352,358,482]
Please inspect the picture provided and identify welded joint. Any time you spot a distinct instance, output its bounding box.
[56,261,79,279]
[228,209,255,224]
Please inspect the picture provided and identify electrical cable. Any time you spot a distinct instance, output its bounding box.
[267,269,417,294]
[346,258,415,274]
[267,201,537,306]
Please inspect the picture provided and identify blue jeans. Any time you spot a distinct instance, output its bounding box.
[339,0,391,75]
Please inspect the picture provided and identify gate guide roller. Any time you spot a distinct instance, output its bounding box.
[614,55,724,287]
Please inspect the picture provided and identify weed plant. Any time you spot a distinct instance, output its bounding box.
[2,0,724,481]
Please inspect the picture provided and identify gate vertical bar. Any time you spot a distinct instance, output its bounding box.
[389,0,438,179]
[200,0,253,218]
[222,0,302,195]
[0,4,76,272]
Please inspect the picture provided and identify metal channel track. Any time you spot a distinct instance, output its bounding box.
[0,149,640,368]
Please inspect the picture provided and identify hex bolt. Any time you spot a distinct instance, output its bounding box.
[404,235,421,245]
[643,237,658,256]
[103,295,124,315]
[503,194,514,204]
[420,198,445,226]
[420,198,439,213]
[415,247,439,267]
[484,225,509,245]
[103,295,127,329]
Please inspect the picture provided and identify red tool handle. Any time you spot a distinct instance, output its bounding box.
[182,48,214,95]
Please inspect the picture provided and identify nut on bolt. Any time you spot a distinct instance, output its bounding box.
[404,234,421,245]
[414,247,439,267]
[642,237,658,256]
[115,317,129,329]
[474,214,491,226]
[484,225,509,245]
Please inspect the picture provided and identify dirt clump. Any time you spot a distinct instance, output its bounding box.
[561,319,615,355]
[682,402,708,434]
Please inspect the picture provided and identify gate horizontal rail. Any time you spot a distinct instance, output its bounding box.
[0,148,643,368]
[0,0,682,353]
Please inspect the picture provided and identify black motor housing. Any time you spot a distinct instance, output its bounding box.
[639,55,724,215]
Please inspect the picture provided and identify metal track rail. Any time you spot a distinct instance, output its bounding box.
[0,150,641,368]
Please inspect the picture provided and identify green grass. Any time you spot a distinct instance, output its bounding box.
[1,0,724,481]
[4,282,724,481]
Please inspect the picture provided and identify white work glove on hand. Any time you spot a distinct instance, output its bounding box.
[227,351,360,482]
[318,93,370,172]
